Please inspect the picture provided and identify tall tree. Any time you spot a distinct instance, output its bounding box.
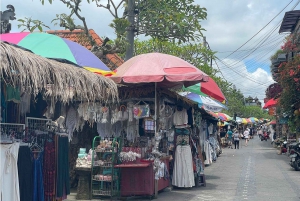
[134,38,215,75]
[29,0,207,58]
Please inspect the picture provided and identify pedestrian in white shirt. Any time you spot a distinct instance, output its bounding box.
[243,128,250,146]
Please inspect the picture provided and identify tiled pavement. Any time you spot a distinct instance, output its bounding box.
[67,136,300,201]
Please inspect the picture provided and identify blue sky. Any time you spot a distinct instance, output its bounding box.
[244,59,271,74]
[1,0,298,102]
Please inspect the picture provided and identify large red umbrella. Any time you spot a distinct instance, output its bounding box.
[200,78,226,102]
[263,98,277,109]
[184,77,226,102]
[110,53,209,88]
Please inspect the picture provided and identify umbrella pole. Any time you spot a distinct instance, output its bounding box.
[155,82,157,135]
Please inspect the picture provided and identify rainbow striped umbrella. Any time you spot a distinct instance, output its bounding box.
[1,32,114,76]
[216,112,232,121]
[241,118,248,124]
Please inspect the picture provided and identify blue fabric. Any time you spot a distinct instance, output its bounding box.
[33,151,44,201]
[1,91,6,122]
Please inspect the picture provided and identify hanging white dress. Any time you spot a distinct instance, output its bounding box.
[0,142,20,201]
[204,141,212,165]
[172,145,195,187]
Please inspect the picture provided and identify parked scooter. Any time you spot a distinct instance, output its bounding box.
[260,131,270,141]
[289,142,300,171]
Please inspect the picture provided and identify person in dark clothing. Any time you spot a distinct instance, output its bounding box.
[233,130,240,149]
[220,128,226,138]
[271,132,277,144]
[249,127,253,139]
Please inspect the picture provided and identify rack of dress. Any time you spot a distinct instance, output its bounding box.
[55,133,70,200]
[172,137,195,187]
[1,141,20,201]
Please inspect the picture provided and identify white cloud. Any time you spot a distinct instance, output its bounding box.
[216,58,275,106]
[247,3,252,9]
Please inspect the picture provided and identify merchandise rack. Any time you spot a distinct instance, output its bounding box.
[91,136,120,199]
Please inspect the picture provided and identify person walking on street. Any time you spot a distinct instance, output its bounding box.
[233,130,240,149]
[226,129,233,149]
[243,128,250,146]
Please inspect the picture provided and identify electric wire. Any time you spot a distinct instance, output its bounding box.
[223,0,294,59]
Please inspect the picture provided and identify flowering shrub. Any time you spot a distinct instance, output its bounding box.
[276,34,300,130]
[281,34,299,52]
[265,83,282,99]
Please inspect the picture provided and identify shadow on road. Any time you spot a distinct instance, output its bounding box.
[206,175,221,180]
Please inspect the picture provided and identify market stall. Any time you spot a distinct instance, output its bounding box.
[0,40,118,201]
[104,52,210,198]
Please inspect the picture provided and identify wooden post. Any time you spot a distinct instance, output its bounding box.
[154,180,158,198]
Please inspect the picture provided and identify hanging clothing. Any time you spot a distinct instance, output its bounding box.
[0,143,20,201]
[66,106,78,142]
[173,108,188,126]
[1,91,6,122]
[172,145,195,187]
[204,141,212,165]
[6,85,20,103]
[43,140,56,201]
[56,136,70,198]
[97,122,112,138]
[112,121,122,137]
[209,136,218,161]
[20,92,31,115]
[18,146,33,201]
[33,151,44,201]
[208,123,213,135]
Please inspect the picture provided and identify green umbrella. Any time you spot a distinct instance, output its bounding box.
[183,84,208,96]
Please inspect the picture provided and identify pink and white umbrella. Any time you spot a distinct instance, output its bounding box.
[110,52,209,134]
[110,53,209,88]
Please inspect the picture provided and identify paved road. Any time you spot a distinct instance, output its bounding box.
[69,136,300,201]
[144,136,300,201]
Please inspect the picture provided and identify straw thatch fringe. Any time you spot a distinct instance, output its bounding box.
[0,41,119,104]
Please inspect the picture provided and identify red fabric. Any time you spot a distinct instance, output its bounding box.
[43,140,56,200]
[200,78,226,102]
[110,53,209,88]
[263,98,277,109]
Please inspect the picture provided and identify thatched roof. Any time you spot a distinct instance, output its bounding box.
[0,41,119,104]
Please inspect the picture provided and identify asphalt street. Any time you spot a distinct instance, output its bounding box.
[147,136,300,201]
[68,136,300,201]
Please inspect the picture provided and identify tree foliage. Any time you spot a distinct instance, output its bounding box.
[134,38,216,75]
[17,17,50,32]
[137,0,207,43]
[30,0,207,54]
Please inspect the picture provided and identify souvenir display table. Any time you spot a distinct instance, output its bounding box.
[115,147,170,197]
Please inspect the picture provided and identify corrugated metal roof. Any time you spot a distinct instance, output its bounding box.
[279,10,300,33]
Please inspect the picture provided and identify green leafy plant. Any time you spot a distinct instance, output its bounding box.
[17,17,50,32]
